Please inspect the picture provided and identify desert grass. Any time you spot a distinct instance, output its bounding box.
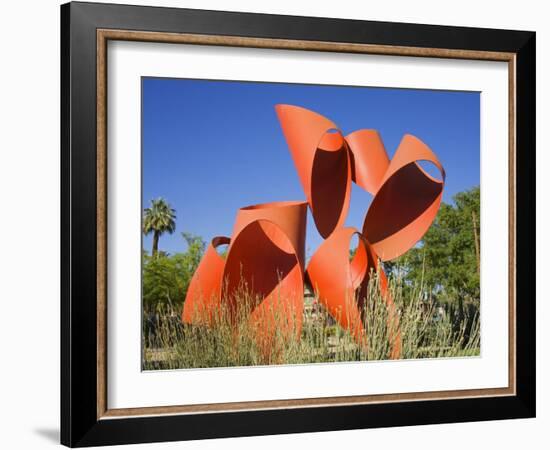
[142,273,480,370]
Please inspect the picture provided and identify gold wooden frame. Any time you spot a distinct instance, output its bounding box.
[96,29,516,420]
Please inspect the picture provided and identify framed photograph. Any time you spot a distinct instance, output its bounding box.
[61,1,535,447]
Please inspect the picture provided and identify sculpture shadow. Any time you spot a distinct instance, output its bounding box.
[223,220,301,314]
[311,146,349,238]
[364,162,442,244]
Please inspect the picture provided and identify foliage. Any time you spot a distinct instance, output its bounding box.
[142,233,205,312]
[385,186,480,305]
[143,198,177,256]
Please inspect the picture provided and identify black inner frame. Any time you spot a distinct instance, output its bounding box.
[61,2,536,447]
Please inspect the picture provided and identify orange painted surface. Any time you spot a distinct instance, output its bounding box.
[231,200,307,269]
[182,104,444,361]
[225,219,303,356]
[275,104,352,239]
[346,129,390,195]
[182,201,306,341]
[362,134,445,261]
[181,236,230,325]
[224,201,306,337]
[306,227,401,357]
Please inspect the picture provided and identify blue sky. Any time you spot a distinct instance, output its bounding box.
[142,77,479,258]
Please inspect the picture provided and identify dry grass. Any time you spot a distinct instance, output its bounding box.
[142,273,480,370]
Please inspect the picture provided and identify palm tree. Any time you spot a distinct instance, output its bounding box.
[143,198,176,256]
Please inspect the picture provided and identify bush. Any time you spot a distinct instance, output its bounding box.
[142,233,205,312]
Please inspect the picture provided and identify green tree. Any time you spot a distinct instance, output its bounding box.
[142,233,206,312]
[143,198,176,257]
[387,186,480,305]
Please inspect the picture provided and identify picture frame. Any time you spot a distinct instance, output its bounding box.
[60,1,536,447]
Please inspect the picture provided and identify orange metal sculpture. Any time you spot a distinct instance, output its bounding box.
[276,104,444,356]
[181,235,230,325]
[306,227,380,345]
[275,105,352,239]
[306,227,401,358]
[182,201,306,340]
[224,201,306,339]
[182,103,444,361]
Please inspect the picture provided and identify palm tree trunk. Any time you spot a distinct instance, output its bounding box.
[152,231,160,257]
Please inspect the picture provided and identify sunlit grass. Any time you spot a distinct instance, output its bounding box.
[142,273,480,370]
